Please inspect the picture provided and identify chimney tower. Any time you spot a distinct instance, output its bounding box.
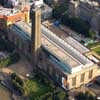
[30,6,41,67]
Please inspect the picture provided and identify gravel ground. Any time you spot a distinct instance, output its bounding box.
[0,84,12,100]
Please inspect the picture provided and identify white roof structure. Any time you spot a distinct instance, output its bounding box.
[31,0,43,8]
[9,21,94,74]
[0,7,19,16]
[41,25,91,65]
[65,36,90,54]
[42,21,90,54]
[7,0,19,7]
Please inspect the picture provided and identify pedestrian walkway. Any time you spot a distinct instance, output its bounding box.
[0,68,25,80]
[0,55,33,80]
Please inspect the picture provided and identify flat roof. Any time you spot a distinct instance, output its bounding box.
[42,25,91,65]
[43,20,90,54]
[42,35,81,68]
[0,7,19,16]
[65,36,90,54]
[10,21,93,71]
[15,21,31,37]
[43,21,69,38]
[11,24,31,41]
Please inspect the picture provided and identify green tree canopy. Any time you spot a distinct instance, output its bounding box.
[61,14,92,37]
[62,15,90,36]
[75,91,96,100]
[53,1,68,19]
[88,30,96,39]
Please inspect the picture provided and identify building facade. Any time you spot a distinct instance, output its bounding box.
[68,0,100,35]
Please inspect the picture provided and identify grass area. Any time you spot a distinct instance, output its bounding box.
[23,72,69,100]
[57,91,68,100]
[75,91,96,100]
[0,83,6,89]
[87,42,100,49]
[87,42,100,56]
[0,52,20,68]
[92,46,100,56]
[24,79,53,100]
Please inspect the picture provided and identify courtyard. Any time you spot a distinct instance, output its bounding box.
[8,56,33,77]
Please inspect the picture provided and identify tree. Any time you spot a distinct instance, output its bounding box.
[64,92,69,100]
[53,2,68,19]
[55,90,69,100]
[9,52,20,63]
[75,91,96,100]
[11,73,24,95]
[88,30,96,39]
[69,17,90,36]
[0,38,6,51]
[53,95,60,100]
[61,15,91,37]
[0,38,15,52]
[0,56,11,67]
[43,0,54,6]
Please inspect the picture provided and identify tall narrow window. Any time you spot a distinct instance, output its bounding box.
[72,77,76,86]
[28,44,31,53]
[88,70,93,79]
[80,73,85,83]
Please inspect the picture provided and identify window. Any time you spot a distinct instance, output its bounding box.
[72,77,76,86]
[16,39,20,48]
[28,44,31,53]
[80,73,85,83]
[88,70,93,79]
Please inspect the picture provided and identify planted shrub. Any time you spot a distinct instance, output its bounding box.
[10,73,24,95]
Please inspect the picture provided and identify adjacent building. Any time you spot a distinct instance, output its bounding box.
[0,0,19,8]
[68,0,100,36]
[30,0,53,20]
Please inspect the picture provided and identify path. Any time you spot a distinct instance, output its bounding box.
[0,68,25,80]
[91,45,100,50]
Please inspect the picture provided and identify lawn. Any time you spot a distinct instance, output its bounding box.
[92,46,100,56]
[87,42,100,49]
[24,79,53,100]
[57,91,68,100]
[87,42,100,56]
